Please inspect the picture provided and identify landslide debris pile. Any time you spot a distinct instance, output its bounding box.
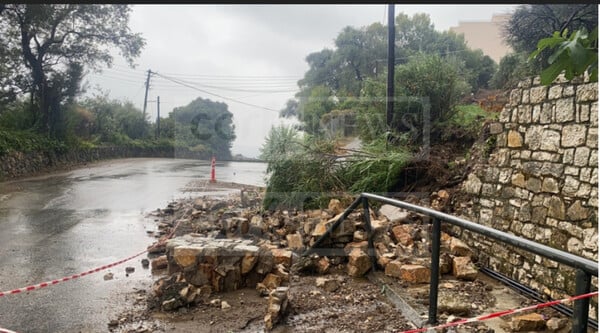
[140,190,573,332]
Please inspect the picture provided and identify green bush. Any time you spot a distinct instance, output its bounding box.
[0,129,67,156]
[439,104,498,142]
[340,135,412,193]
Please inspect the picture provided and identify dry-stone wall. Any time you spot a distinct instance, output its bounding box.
[459,75,598,314]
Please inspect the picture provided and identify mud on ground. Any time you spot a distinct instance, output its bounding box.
[109,181,577,333]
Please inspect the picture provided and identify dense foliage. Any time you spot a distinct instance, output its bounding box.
[530,27,598,85]
[262,11,507,209]
[0,4,145,138]
[493,4,598,89]
[0,5,236,158]
[282,13,497,134]
[167,97,236,159]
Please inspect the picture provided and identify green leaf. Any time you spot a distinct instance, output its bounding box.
[540,55,569,85]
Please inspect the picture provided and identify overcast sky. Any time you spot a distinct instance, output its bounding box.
[83,4,519,158]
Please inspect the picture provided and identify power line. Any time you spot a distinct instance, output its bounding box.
[109,63,300,80]
[153,72,281,113]
[85,73,146,84]
[152,76,298,93]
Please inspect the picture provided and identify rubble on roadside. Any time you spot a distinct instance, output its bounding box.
[138,189,567,332]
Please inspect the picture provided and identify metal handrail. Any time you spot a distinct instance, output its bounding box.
[303,192,598,333]
[361,193,598,275]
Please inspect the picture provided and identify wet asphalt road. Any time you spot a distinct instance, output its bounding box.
[0,158,266,333]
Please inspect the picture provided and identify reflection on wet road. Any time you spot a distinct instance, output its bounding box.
[0,158,266,332]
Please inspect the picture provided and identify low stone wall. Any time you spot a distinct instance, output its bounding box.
[0,146,218,181]
[458,75,597,314]
[165,234,278,292]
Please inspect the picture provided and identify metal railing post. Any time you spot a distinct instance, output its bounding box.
[428,218,441,325]
[573,269,591,333]
[362,196,377,272]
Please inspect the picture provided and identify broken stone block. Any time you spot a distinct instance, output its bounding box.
[510,313,546,331]
[316,277,340,292]
[187,263,213,287]
[546,317,568,331]
[450,237,473,258]
[377,252,395,268]
[344,241,369,254]
[391,225,414,246]
[273,264,290,282]
[384,260,403,278]
[452,256,478,281]
[179,285,210,305]
[379,205,410,223]
[399,264,430,283]
[316,257,330,274]
[264,287,289,331]
[438,293,471,316]
[312,213,356,239]
[255,248,274,275]
[172,246,202,269]
[161,298,182,311]
[262,273,283,290]
[353,230,367,242]
[286,233,304,250]
[212,264,241,292]
[347,248,372,277]
[241,252,258,274]
[328,198,344,215]
[370,219,389,234]
[440,252,453,275]
[151,255,168,271]
[271,248,293,268]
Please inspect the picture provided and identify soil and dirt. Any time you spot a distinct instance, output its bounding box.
[106,176,575,333]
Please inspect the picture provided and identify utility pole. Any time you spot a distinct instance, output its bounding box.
[142,69,152,118]
[386,3,395,129]
[156,96,161,139]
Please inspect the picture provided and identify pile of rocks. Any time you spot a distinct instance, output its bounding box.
[146,190,478,301]
[144,190,570,332]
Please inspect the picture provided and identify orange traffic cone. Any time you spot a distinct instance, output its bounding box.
[210,156,217,183]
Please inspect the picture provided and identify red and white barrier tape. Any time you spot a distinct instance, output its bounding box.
[0,327,18,333]
[396,291,598,333]
[0,249,147,297]
[0,218,183,298]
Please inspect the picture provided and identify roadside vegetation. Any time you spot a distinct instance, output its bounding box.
[0,5,236,160]
[261,4,598,210]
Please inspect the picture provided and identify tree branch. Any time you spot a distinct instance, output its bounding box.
[560,4,591,35]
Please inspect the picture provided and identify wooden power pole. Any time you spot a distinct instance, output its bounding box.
[386,4,395,129]
[156,96,161,139]
[142,69,152,118]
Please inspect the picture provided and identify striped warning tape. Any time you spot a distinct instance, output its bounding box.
[0,218,185,333]
[0,218,183,298]
[395,291,598,333]
[0,249,146,297]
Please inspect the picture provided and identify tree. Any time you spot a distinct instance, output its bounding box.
[530,27,598,85]
[297,85,336,136]
[503,4,597,70]
[0,5,145,137]
[259,124,301,161]
[490,52,536,89]
[169,97,236,159]
[288,12,497,134]
[279,99,299,118]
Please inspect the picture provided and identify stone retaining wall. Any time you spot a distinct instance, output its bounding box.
[0,146,217,181]
[459,75,598,314]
